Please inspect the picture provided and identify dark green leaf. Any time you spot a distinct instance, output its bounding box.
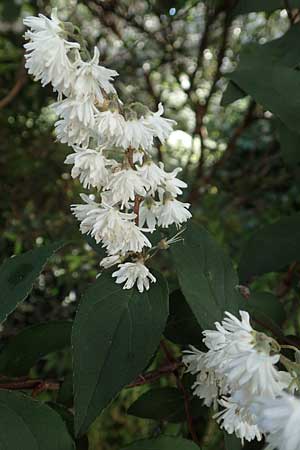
[72,272,169,436]
[221,81,247,106]
[58,374,74,407]
[245,291,286,327]
[226,25,300,134]
[231,0,300,17]
[277,120,300,167]
[128,387,205,423]
[224,433,242,450]
[121,436,200,450]
[0,321,72,376]
[170,222,243,330]
[83,235,106,257]
[239,213,300,282]
[0,390,74,450]
[164,290,203,346]
[1,0,21,22]
[0,242,65,323]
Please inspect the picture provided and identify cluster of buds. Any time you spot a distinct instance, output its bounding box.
[23,9,191,292]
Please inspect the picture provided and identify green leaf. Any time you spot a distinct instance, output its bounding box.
[58,374,74,407]
[238,213,300,282]
[0,390,74,450]
[170,222,243,330]
[277,120,300,167]
[128,387,205,423]
[221,81,247,106]
[121,436,200,450]
[224,433,242,450]
[0,242,65,324]
[72,272,169,436]
[0,321,72,376]
[231,0,300,16]
[245,291,286,327]
[226,25,300,134]
[164,290,204,346]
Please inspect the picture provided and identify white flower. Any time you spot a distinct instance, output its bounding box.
[214,390,262,444]
[144,103,176,143]
[139,198,158,230]
[112,262,156,292]
[23,9,79,95]
[100,255,122,269]
[160,166,187,196]
[183,346,224,408]
[105,168,150,208]
[73,47,118,105]
[71,194,99,232]
[65,146,113,188]
[116,118,154,150]
[103,221,151,255]
[96,110,125,143]
[157,197,191,228]
[54,117,91,147]
[136,160,166,193]
[253,394,300,450]
[53,96,98,128]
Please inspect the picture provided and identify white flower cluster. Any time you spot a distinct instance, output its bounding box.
[183,311,300,448]
[23,9,191,292]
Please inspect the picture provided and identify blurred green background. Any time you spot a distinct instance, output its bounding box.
[1,0,300,449]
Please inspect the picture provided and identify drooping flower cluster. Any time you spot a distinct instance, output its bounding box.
[23,9,191,292]
[183,311,300,447]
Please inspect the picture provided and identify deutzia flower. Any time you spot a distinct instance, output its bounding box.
[105,168,150,208]
[100,255,122,269]
[65,146,113,188]
[54,116,91,147]
[214,390,262,445]
[139,197,158,230]
[96,110,125,143]
[103,221,151,255]
[253,394,300,450]
[73,47,118,105]
[116,117,154,150]
[112,261,156,292]
[136,160,166,193]
[157,196,191,228]
[23,9,79,95]
[144,103,176,143]
[53,96,98,128]
[161,166,188,196]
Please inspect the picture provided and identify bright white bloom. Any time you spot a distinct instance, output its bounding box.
[73,47,118,105]
[161,166,188,196]
[253,394,300,450]
[136,160,166,193]
[65,146,112,188]
[214,390,262,444]
[157,197,191,228]
[112,262,156,292]
[144,103,176,143]
[96,110,125,143]
[54,116,91,147]
[105,168,150,208]
[116,118,154,150]
[139,198,158,230]
[100,255,122,269]
[104,221,151,255]
[53,96,98,128]
[23,9,79,95]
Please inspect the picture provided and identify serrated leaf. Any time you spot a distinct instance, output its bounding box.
[121,436,200,450]
[238,214,300,282]
[170,222,243,330]
[128,387,205,423]
[72,272,169,436]
[0,390,74,450]
[164,290,204,346]
[245,291,286,327]
[0,321,72,376]
[0,242,65,323]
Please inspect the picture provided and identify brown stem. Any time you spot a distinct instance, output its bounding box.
[127,360,183,388]
[0,378,60,392]
[160,341,201,447]
[0,64,27,110]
